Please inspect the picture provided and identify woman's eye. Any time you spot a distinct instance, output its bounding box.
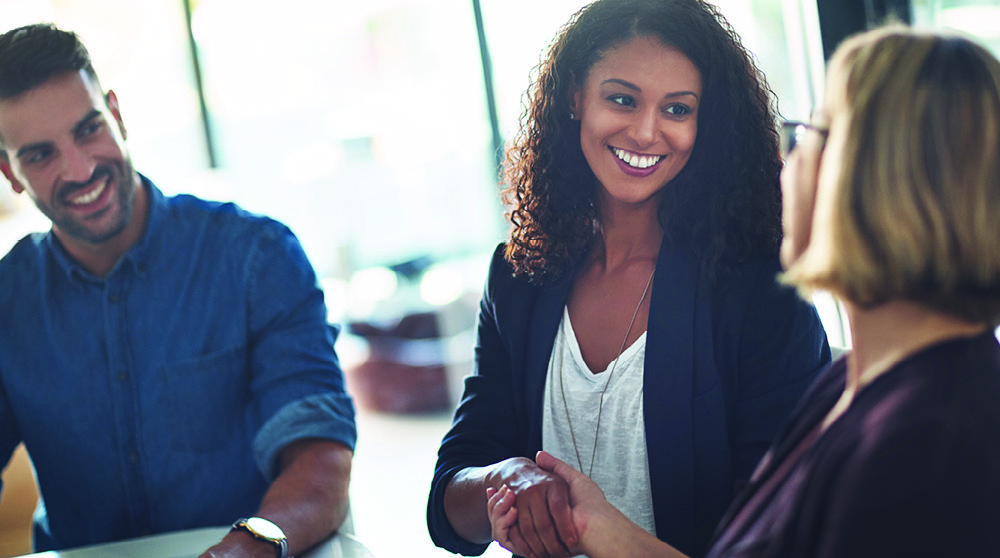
[665,104,692,117]
[609,95,636,107]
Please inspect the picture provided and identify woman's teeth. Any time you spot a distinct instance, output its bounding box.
[613,148,664,169]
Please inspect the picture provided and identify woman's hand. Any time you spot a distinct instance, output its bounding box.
[535,450,608,542]
[489,457,578,558]
[487,485,528,555]
[537,451,688,558]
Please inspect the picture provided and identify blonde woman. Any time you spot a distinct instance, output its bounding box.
[490,25,1000,558]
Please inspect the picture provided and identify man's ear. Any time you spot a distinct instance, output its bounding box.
[0,159,25,194]
[105,90,127,140]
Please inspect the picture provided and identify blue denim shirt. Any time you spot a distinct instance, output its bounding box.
[0,178,357,551]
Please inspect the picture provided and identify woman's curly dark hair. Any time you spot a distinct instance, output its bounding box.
[502,0,782,286]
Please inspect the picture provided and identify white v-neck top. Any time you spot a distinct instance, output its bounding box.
[542,306,657,546]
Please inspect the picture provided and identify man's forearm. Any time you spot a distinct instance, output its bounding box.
[203,438,354,558]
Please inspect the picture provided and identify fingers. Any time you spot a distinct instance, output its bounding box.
[491,457,579,557]
[515,481,572,558]
[487,485,515,522]
[518,500,568,558]
[506,524,533,557]
[488,485,534,557]
[545,475,578,549]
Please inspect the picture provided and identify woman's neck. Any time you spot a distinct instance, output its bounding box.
[844,300,987,392]
[594,199,663,270]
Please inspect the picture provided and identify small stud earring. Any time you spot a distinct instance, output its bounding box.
[569,112,576,120]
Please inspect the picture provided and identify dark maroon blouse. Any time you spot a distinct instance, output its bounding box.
[705,331,1000,558]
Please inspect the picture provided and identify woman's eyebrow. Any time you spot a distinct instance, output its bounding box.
[601,78,641,91]
[601,79,699,100]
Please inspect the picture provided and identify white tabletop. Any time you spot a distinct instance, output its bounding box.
[15,526,375,558]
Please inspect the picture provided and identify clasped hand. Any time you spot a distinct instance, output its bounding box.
[488,452,608,558]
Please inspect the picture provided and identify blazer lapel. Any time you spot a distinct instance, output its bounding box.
[645,244,699,554]
[524,273,573,453]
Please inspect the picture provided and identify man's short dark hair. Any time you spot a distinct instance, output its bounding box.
[0,23,96,100]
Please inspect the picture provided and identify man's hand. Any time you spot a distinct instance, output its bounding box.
[198,528,279,558]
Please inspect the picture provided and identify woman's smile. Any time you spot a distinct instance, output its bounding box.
[572,36,701,205]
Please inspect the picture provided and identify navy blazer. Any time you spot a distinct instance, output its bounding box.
[428,241,830,557]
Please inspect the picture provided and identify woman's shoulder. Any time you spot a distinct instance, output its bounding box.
[862,333,1000,420]
[826,334,1000,473]
[484,241,572,297]
[485,242,526,293]
[794,338,1000,558]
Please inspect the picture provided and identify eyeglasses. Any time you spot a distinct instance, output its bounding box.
[780,120,829,158]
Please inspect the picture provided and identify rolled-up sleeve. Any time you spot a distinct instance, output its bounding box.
[244,223,357,480]
[253,391,357,480]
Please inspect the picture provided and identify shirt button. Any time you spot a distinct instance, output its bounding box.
[109,293,120,303]
[118,372,128,382]
[128,452,139,464]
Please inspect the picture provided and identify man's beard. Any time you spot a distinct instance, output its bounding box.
[40,158,138,244]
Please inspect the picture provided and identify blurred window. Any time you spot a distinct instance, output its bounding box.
[0,0,846,339]
[911,0,1000,55]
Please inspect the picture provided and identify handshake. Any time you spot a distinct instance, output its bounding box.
[485,451,660,558]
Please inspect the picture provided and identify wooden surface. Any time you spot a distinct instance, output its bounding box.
[0,444,38,558]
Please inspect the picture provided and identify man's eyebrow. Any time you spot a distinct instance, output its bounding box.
[601,79,700,100]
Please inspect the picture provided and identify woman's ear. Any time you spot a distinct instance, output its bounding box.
[569,86,582,120]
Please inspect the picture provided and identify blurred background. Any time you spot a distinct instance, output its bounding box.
[1,0,998,556]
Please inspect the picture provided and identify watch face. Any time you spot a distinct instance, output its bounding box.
[246,517,284,541]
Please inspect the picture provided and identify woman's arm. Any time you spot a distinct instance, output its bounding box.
[522,451,688,558]
[429,245,576,558]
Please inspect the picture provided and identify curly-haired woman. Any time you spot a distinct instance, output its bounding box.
[491,24,1000,558]
[427,1,830,556]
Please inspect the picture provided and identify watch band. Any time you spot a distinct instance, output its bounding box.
[232,517,289,558]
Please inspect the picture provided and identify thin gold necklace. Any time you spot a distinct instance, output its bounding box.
[559,267,655,478]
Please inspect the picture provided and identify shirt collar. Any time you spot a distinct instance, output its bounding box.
[44,173,162,284]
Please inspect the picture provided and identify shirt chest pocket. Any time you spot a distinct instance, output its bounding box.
[156,344,249,454]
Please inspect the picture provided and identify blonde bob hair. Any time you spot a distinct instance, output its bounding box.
[783,25,1000,325]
